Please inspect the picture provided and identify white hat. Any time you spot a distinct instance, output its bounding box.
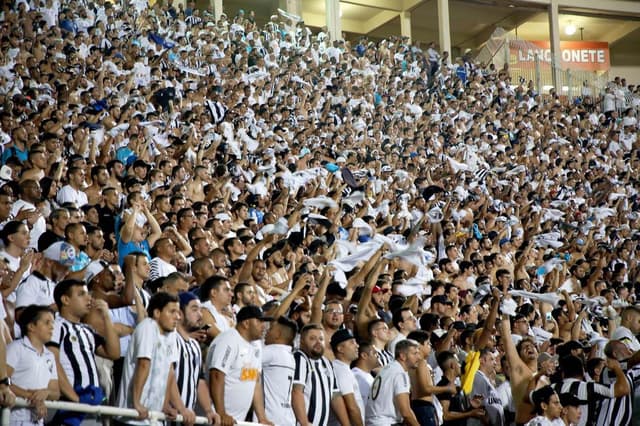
[43,242,76,267]
[0,166,11,181]
[84,260,107,283]
[214,213,232,222]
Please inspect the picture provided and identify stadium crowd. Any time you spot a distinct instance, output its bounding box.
[1,0,640,425]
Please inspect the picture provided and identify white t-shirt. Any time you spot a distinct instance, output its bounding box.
[330,359,364,425]
[260,343,295,426]
[117,318,178,425]
[206,328,262,421]
[15,272,55,309]
[7,336,57,424]
[202,301,232,333]
[365,360,410,425]
[352,367,374,407]
[56,185,88,207]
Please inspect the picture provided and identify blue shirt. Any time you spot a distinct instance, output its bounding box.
[117,239,151,268]
[2,145,27,165]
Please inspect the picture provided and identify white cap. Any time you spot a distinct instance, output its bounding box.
[214,213,232,222]
[84,260,107,283]
[43,242,76,267]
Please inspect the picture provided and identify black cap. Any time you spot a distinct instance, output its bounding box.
[330,328,355,350]
[431,295,453,306]
[236,305,273,323]
[559,392,587,407]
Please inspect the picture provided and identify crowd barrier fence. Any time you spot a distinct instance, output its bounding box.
[0,398,265,425]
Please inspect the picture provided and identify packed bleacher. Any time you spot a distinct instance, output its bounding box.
[1,0,640,425]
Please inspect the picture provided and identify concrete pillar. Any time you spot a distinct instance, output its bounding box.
[285,0,302,17]
[400,11,412,43]
[548,0,562,91]
[213,0,223,21]
[326,0,342,41]
[437,0,451,62]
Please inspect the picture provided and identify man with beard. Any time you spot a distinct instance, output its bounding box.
[232,282,256,312]
[106,160,125,192]
[10,179,45,250]
[85,165,110,206]
[174,292,219,425]
[99,187,120,250]
[84,225,113,262]
[365,339,422,426]
[264,244,293,290]
[499,320,540,426]
[207,305,273,426]
[292,323,349,426]
[63,222,92,273]
[57,166,88,207]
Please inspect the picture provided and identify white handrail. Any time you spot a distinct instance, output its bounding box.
[1,397,265,425]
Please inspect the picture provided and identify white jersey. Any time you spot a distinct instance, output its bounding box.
[7,336,57,425]
[260,343,296,426]
[329,359,364,425]
[117,318,179,425]
[352,367,374,408]
[15,272,55,309]
[365,360,410,425]
[525,416,565,426]
[206,328,262,422]
[611,326,640,351]
[202,301,232,333]
[56,184,88,207]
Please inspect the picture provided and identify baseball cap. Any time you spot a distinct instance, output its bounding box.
[84,260,107,283]
[178,291,198,309]
[330,328,355,350]
[236,305,273,323]
[559,392,587,407]
[43,241,76,267]
[214,213,232,222]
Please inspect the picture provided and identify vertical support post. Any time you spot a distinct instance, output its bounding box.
[213,0,223,21]
[548,0,562,91]
[437,0,451,61]
[325,0,342,41]
[400,11,412,43]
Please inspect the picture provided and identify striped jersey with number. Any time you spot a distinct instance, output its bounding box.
[365,360,410,425]
[261,344,296,426]
[293,350,339,426]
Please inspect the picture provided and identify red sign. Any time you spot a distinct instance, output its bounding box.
[510,40,610,71]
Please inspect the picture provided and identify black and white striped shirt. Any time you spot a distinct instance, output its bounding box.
[293,350,339,426]
[48,316,103,389]
[375,347,394,367]
[175,333,202,410]
[596,365,640,426]
[551,377,616,426]
[206,99,227,124]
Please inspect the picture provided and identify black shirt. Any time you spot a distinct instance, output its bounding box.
[38,230,64,252]
[437,376,469,426]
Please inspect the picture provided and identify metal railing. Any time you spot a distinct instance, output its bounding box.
[1,398,264,425]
